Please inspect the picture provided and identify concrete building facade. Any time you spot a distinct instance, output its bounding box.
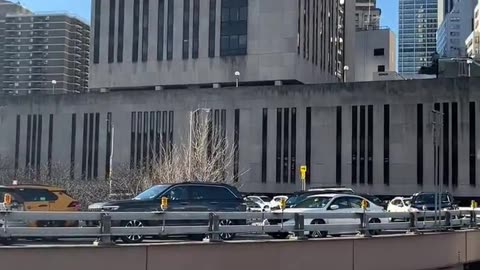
[355,0,381,30]
[89,0,356,90]
[1,78,480,198]
[398,0,438,76]
[355,29,396,81]
[437,0,477,58]
[466,2,480,59]
[2,13,90,94]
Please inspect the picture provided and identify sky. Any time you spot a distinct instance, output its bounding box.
[16,0,399,35]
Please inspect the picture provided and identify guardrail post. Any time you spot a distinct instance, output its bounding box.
[292,213,307,240]
[444,211,452,229]
[470,210,478,229]
[359,212,371,237]
[94,213,114,246]
[408,212,419,234]
[205,213,222,243]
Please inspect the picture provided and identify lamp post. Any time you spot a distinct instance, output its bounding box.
[234,71,240,88]
[51,80,57,94]
[106,117,115,196]
[343,65,349,83]
[188,108,211,180]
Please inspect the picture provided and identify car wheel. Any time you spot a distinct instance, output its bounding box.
[368,218,381,235]
[268,232,289,239]
[120,220,145,244]
[309,219,327,238]
[219,219,236,240]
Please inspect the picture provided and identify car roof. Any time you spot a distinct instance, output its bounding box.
[5,184,65,191]
[307,193,358,199]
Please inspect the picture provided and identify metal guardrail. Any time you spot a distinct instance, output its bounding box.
[0,209,478,244]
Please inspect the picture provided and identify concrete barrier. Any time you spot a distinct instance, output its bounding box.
[1,231,480,270]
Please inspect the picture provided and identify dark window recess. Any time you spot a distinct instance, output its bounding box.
[93,0,101,64]
[374,48,385,56]
[306,0,309,59]
[192,0,200,59]
[283,108,290,183]
[262,108,268,183]
[14,115,20,176]
[136,112,143,169]
[35,115,42,177]
[208,0,217,58]
[384,105,390,185]
[297,0,300,54]
[87,113,95,180]
[142,112,148,169]
[276,108,282,183]
[93,113,100,179]
[108,0,116,63]
[149,111,155,173]
[47,114,54,178]
[351,106,358,184]
[162,112,167,161]
[367,105,373,185]
[26,115,31,169]
[132,0,140,62]
[157,0,164,61]
[117,0,125,62]
[220,0,248,56]
[70,114,77,180]
[359,106,366,184]
[81,114,88,179]
[155,111,161,160]
[336,106,342,185]
[31,115,37,171]
[377,65,386,72]
[451,102,458,187]
[303,0,306,58]
[306,107,312,183]
[443,103,449,186]
[417,104,423,186]
[470,102,476,186]
[105,112,113,180]
[141,0,149,62]
[290,108,297,183]
[182,0,190,59]
[130,112,136,169]
[234,109,240,182]
[167,0,174,60]
[169,111,174,154]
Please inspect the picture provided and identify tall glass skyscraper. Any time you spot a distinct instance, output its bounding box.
[398,0,438,76]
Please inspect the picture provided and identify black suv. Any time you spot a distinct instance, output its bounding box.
[89,182,246,243]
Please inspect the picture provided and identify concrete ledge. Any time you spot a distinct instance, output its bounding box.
[0,232,476,270]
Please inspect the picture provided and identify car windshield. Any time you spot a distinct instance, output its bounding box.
[286,194,307,207]
[413,194,450,205]
[294,197,332,209]
[134,185,170,200]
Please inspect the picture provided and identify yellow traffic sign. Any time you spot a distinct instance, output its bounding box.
[300,165,307,173]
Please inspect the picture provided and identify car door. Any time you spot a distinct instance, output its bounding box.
[326,196,351,225]
[163,186,191,226]
[17,188,56,211]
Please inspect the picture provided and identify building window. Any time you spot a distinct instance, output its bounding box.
[373,48,385,56]
[93,0,101,64]
[377,65,385,72]
[208,0,216,58]
[132,0,140,62]
[157,0,164,61]
[192,0,200,59]
[470,102,476,186]
[220,0,248,56]
[141,0,149,62]
[182,0,190,59]
[167,0,174,60]
[108,0,116,63]
[117,0,125,63]
[261,108,268,183]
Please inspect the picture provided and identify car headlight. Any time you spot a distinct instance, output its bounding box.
[101,205,120,211]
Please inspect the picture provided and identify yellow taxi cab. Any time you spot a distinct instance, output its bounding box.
[0,184,80,227]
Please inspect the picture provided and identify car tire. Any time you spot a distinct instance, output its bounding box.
[219,219,236,240]
[309,219,327,238]
[368,218,381,235]
[120,220,145,244]
[268,232,289,239]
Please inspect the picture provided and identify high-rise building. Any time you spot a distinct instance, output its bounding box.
[89,0,356,90]
[438,0,459,25]
[437,0,477,58]
[398,0,439,76]
[355,0,381,30]
[2,13,90,94]
[466,1,480,58]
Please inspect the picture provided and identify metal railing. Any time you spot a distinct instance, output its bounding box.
[0,209,478,245]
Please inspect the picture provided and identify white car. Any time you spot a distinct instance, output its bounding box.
[246,196,271,211]
[270,195,288,208]
[387,197,412,221]
[271,194,386,239]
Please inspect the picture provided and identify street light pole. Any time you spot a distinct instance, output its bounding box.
[109,123,115,195]
[51,80,57,94]
[234,71,240,88]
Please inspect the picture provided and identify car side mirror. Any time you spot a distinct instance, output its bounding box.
[398,204,404,208]
[330,205,339,210]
